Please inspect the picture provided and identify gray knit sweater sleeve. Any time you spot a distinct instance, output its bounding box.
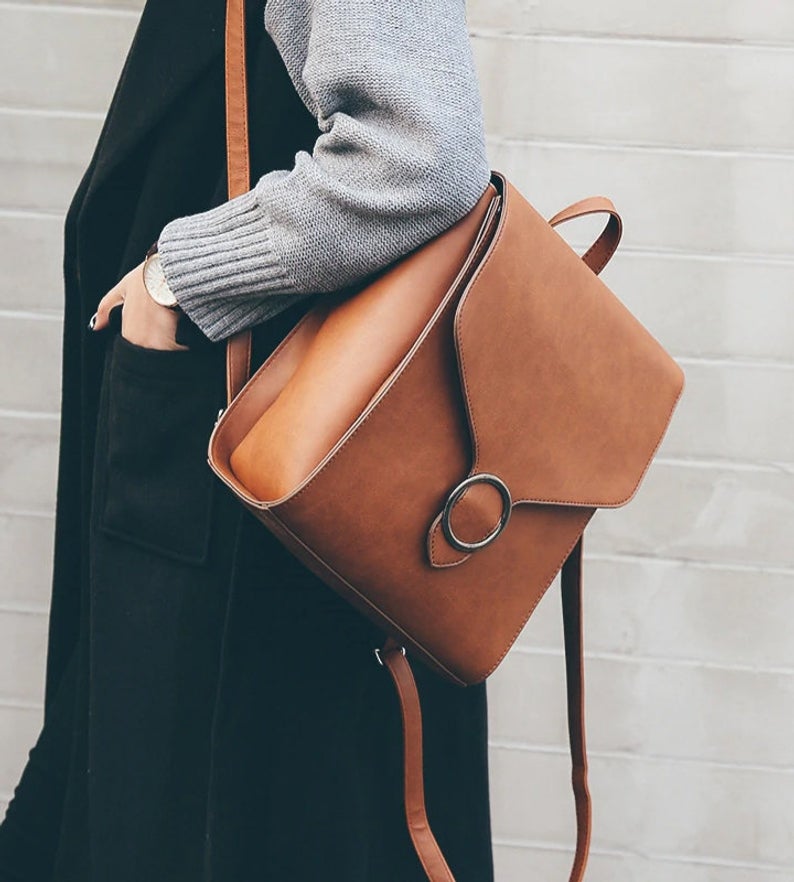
[156,0,491,343]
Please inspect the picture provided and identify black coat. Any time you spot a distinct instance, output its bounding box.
[8,1,495,879]
[47,0,320,716]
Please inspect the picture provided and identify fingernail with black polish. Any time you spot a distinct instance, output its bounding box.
[88,312,97,330]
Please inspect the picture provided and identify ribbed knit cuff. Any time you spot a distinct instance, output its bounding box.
[156,188,311,343]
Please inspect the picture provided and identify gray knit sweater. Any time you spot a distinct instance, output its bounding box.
[156,0,491,342]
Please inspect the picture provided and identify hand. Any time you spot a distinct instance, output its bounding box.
[90,261,188,352]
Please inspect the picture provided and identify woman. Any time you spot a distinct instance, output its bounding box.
[0,0,494,879]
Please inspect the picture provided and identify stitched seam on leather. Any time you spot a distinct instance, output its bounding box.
[429,527,468,568]
[225,0,250,200]
[231,341,238,400]
[238,10,249,193]
[224,63,232,198]
[428,512,470,568]
[227,342,236,403]
[593,252,610,275]
[226,340,233,403]
[588,235,612,275]
[581,222,606,271]
[483,509,594,680]
[507,373,684,510]
[282,187,505,506]
[224,5,236,197]
[583,242,602,272]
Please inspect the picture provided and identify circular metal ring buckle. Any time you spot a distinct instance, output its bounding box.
[441,473,512,553]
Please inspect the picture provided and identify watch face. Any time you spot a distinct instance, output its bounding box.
[144,254,178,307]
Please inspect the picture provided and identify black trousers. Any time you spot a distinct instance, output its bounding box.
[0,312,494,881]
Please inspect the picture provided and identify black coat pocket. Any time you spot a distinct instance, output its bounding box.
[98,332,225,565]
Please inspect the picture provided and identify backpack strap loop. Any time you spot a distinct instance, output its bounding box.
[550,196,623,276]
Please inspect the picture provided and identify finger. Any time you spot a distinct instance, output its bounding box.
[90,287,125,331]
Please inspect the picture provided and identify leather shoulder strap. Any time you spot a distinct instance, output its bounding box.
[380,537,591,882]
[549,196,623,276]
[225,0,253,404]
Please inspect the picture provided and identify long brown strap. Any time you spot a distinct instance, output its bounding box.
[378,636,458,881]
[380,538,589,882]
[560,538,591,881]
[224,0,254,405]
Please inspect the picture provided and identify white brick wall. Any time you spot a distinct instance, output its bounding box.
[468,2,794,879]
[0,2,792,879]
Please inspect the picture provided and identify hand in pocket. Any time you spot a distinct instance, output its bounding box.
[90,259,188,352]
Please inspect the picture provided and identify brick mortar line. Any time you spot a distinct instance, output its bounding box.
[491,838,794,874]
[0,734,784,789]
[675,355,794,371]
[489,739,794,775]
[0,603,49,615]
[0,507,54,520]
[654,454,794,474]
[512,644,794,677]
[550,239,794,267]
[0,309,63,322]
[0,1,139,18]
[486,133,794,163]
[0,104,103,120]
[470,27,794,53]
[0,208,64,221]
[0,697,43,711]
[587,551,794,578]
[615,247,794,266]
[0,408,60,421]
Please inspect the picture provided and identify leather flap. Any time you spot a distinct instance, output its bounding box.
[428,177,684,565]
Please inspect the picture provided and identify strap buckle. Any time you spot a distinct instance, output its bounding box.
[374,645,406,666]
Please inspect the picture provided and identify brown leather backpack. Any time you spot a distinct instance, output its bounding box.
[208,2,685,879]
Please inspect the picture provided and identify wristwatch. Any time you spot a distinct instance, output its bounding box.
[142,240,180,309]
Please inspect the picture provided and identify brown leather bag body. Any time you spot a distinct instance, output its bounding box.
[209,2,685,879]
